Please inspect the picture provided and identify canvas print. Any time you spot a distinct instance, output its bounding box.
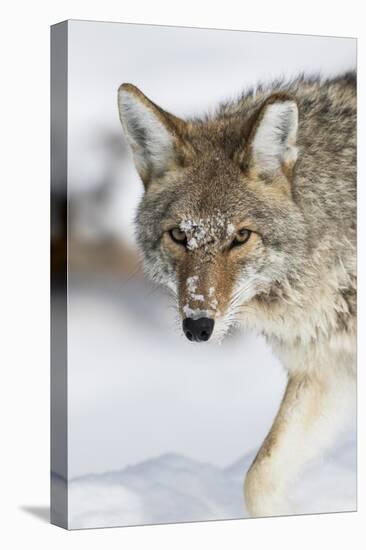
[51,20,357,529]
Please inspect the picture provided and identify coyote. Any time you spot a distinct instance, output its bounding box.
[117,73,356,517]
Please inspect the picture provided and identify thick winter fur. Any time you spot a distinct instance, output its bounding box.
[118,73,356,517]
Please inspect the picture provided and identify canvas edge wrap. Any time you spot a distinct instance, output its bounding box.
[51,20,68,529]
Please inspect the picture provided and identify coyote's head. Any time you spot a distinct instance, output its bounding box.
[118,84,308,342]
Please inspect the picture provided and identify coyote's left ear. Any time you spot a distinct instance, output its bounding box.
[238,95,299,177]
[118,83,190,186]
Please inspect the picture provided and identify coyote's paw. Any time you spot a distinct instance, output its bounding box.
[244,464,292,518]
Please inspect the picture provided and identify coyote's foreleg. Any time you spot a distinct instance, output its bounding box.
[244,364,354,517]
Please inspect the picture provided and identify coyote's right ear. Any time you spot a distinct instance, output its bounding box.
[236,94,299,177]
[118,84,190,186]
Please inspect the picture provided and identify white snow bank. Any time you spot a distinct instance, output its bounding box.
[68,432,356,529]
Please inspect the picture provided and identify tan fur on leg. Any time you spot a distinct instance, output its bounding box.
[244,364,355,517]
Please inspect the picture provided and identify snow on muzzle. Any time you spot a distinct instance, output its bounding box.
[180,275,218,343]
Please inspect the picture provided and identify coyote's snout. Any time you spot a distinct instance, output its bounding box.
[117,74,356,517]
[174,211,262,342]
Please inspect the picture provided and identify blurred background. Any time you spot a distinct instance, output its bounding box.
[51,20,356,528]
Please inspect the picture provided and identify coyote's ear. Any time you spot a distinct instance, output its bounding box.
[118,84,189,186]
[238,95,299,177]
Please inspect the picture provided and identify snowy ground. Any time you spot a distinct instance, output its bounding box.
[65,277,356,529]
[68,431,356,529]
[67,277,287,478]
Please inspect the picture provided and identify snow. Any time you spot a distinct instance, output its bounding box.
[186,275,199,295]
[187,237,199,251]
[66,277,356,528]
[68,430,356,529]
[179,212,237,252]
[184,272,217,316]
[183,304,210,319]
[186,276,205,303]
[227,222,236,236]
[67,278,287,477]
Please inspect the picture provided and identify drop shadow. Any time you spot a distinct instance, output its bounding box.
[20,505,50,523]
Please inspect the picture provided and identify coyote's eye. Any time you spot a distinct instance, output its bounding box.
[231,228,252,248]
[169,227,187,246]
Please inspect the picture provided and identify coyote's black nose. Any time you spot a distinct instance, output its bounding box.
[183,317,215,342]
